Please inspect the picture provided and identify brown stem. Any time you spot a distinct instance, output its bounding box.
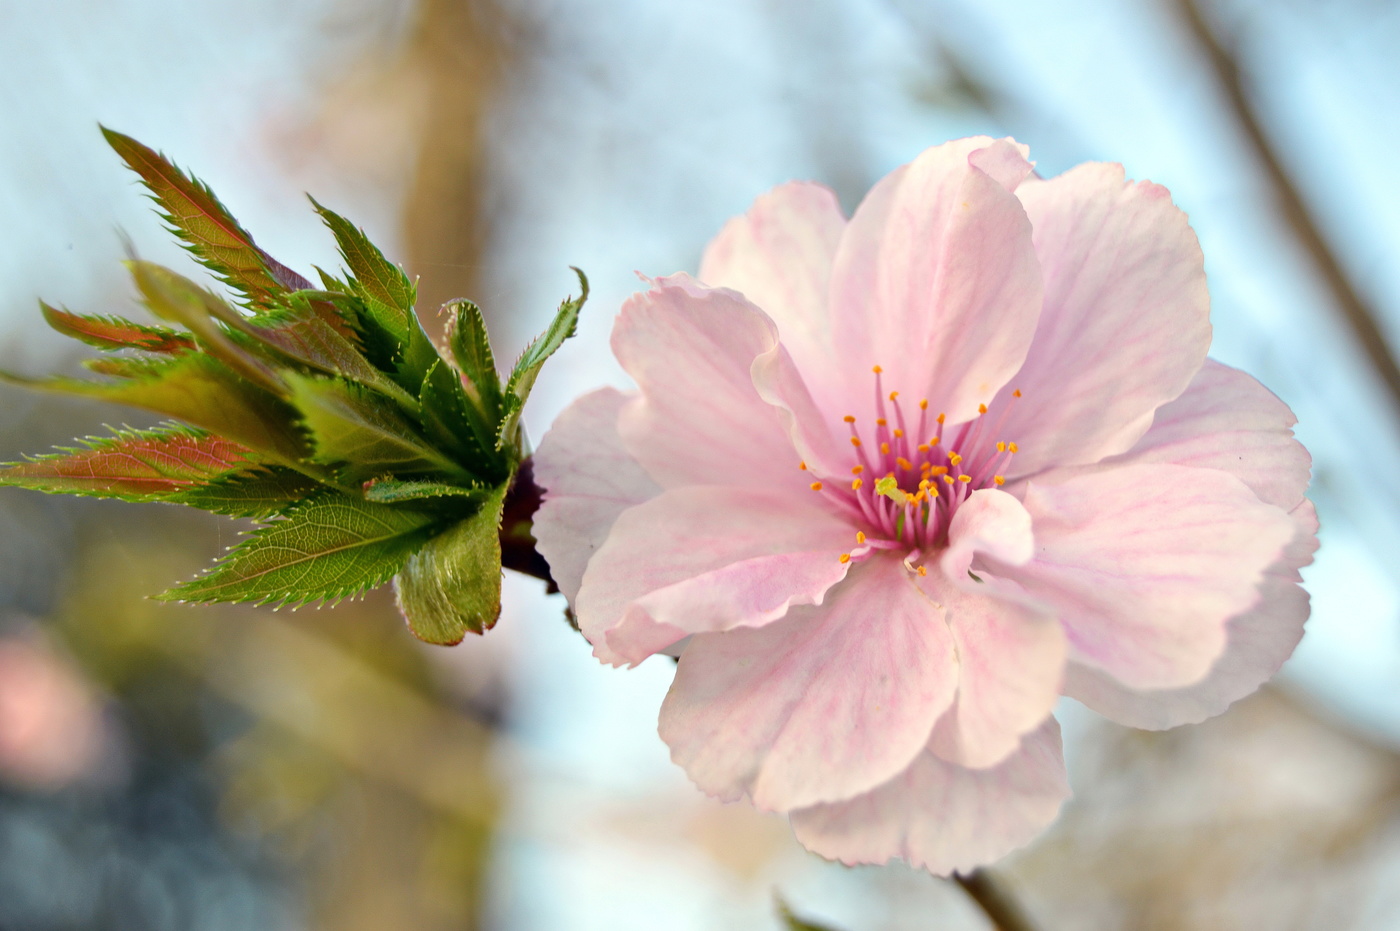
[1177,0,1400,413]
[954,869,1041,931]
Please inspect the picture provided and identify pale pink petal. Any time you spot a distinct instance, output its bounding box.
[612,275,805,491]
[575,486,856,666]
[828,138,1043,426]
[698,181,846,381]
[660,556,957,811]
[991,163,1212,477]
[920,569,1065,769]
[533,388,661,603]
[790,718,1068,875]
[1065,499,1318,728]
[1005,463,1297,689]
[940,487,1035,579]
[1104,358,1311,511]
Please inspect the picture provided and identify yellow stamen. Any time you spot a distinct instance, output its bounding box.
[850,437,861,447]
[889,391,899,401]
[876,418,887,427]
[994,476,1005,486]
[896,457,912,470]
[872,365,883,374]
[851,465,864,475]
[839,553,851,564]
[856,531,866,544]
[843,415,856,423]
[880,442,890,455]
[810,481,823,491]
[799,461,807,471]
[893,428,904,438]
[930,466,949,476]
[917,565,928,577]
[852,478,863,490]
[917,444,930,453]
[1013,389,1022,398]
[958,474,971,484]
[949,452,963,466]
[1008,442,1019,453]
[942,474,954,484]
[937,413,946,425]
[919,399,928,410]
[978,403,988,415]
[996,441,1006,452]
[929,436,939,446]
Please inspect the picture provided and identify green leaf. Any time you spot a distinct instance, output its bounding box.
[444,299,502,415]
[775,896,845,931]
[309,198,416,314]
[286,372,464,481]
[41,302,195,354]
[419,360,503,480]
[102,127,310,303]
[236,296,419,409]
[164,466,322,518]
[127,260,284,393]
[0,426,256,501]
[500,268,588,446]
[362,478,489,505]
[161,492,439,607]
[0,353,309,463]
[393,483,508,644]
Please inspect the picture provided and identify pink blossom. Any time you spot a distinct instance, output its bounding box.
[533,138,1316,874]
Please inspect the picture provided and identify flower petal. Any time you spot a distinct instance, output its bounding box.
[660,556,957,811]
[613,275,803,491]
[920,570,1066,769]
[789,717,1068,875]
[993,163,1212,476]
[828,138,1043,425]
[533,388,661,603]
[1064,499,1318,728]
[1104,358,1311,511]
[698,181,846,381]
[1006,463,1297,689]
[940,487,1035,579]
[575,486,856,666]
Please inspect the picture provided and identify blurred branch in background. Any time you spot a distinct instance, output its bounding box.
[1176,0,1400,414]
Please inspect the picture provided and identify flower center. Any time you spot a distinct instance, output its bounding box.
[801,366,1021,566]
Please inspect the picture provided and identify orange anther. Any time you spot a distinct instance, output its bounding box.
[958,474,971,484]
[1013,389,1022,398]
[839,553,852,564]
[994,476,1005,486]
[872,365,883,374]
[978,403,988,415]
[851,465,864,475]
[919,399,928,410]
[876,418,887,427]
[880,442,890,455]
[852,478,863,490]
[843,415,856,423]
[917,565,927,576]
[850,437,862,447]
[810,481,824,491]
[856,531,866,544]
[799,461,808,470]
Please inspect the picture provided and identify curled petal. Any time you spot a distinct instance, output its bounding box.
[940,487,1035,580]
[660,556,957,811]
[1007,463,1296,689]
[533,388,660,603]
[1105,358,1311,511]
[828,137,1042,425]
[790,717,1068,876]
[1065,499,1318,728]
[993,163,1212,476]
[613,276,803,492]
[576,486,856,666]
[699,181,846,382]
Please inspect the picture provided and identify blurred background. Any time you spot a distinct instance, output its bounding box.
[2,0,1399,928]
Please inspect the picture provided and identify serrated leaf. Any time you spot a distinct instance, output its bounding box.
[444,299,502,414]
[102,127,310,303]
[419,360,503,481]
[310,198,416,314]
[161,492,439,607]
[127,260,284,392]
[500,268,588,446]
[0,353,308,463]
[237,297,418,409]
[393,483,507,644]
[363,478,488,505]
[0,426,255,501]
[286,372,464,481]
[41,302,195,354]
[164,466,322,518]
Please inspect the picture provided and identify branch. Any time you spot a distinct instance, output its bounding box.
[954,868,1042,931]
[1177,0,1400,413]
